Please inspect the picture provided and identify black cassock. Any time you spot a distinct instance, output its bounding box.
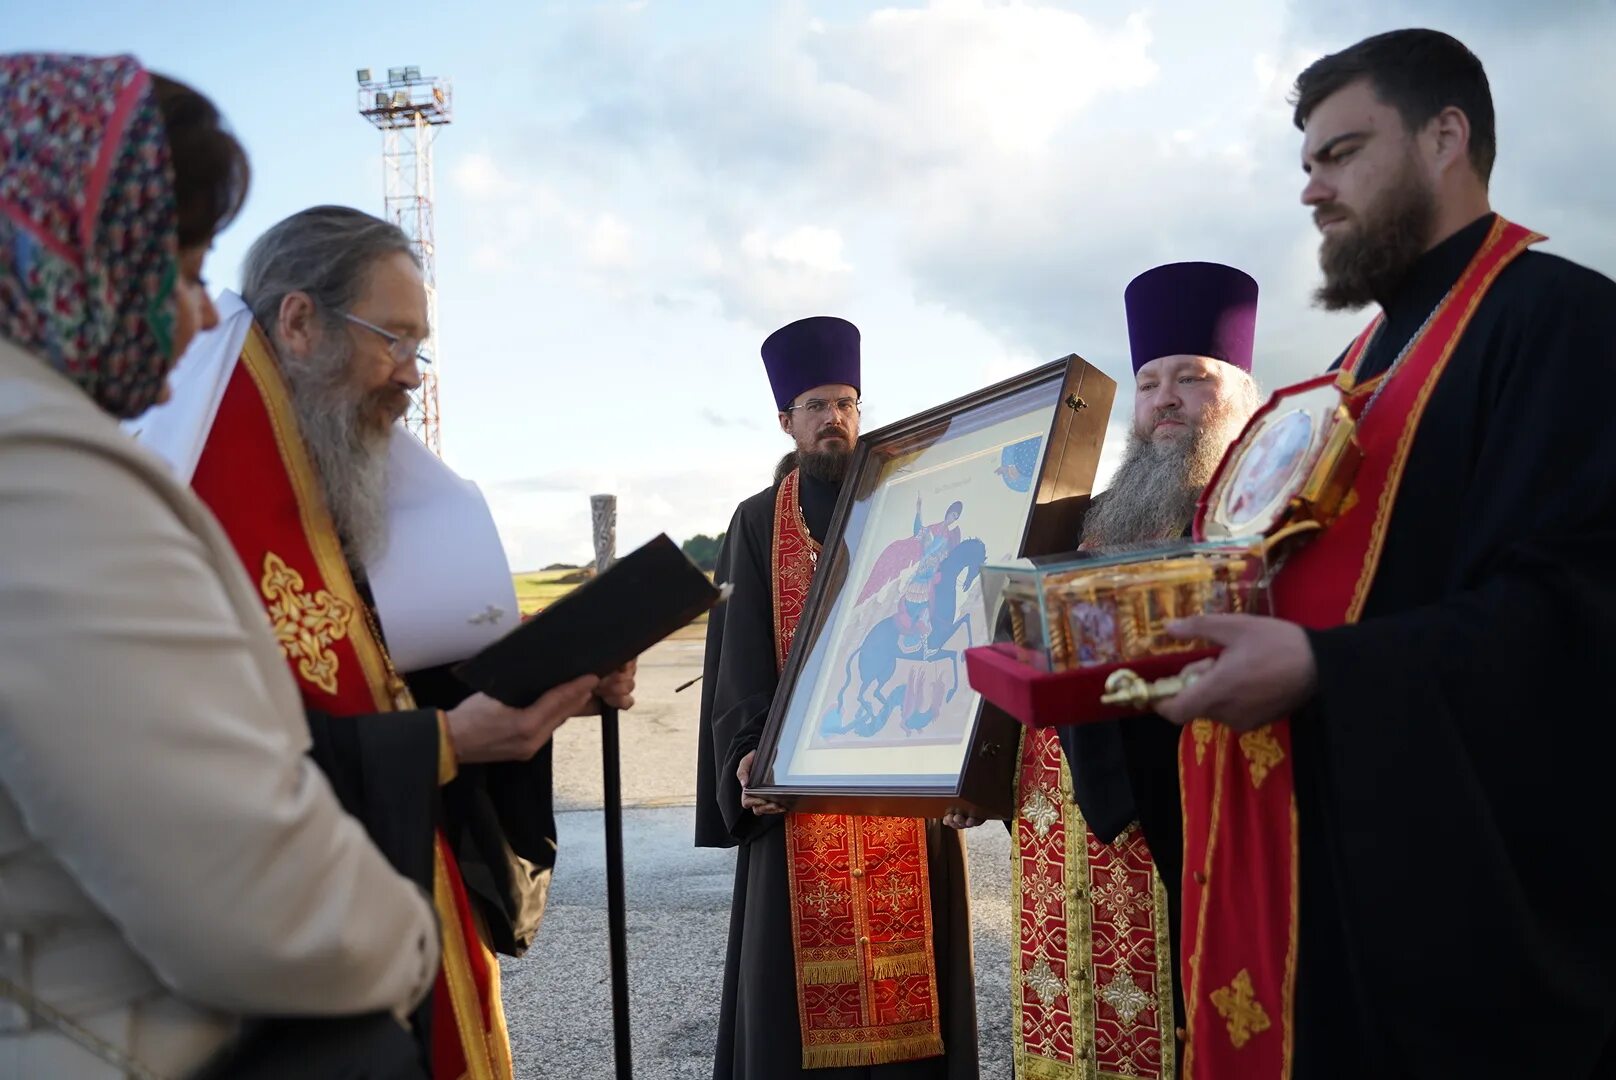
[306,599,561,1062]
[1086,213,1616,1078]
[695,467,980,1080]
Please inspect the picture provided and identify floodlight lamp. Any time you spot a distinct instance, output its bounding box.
[356,68,372,84]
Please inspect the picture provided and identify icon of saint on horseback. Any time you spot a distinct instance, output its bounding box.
[819,497,987,739]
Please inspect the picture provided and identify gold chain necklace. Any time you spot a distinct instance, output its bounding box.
[358,601,413,709]
[1355,284,1454,421]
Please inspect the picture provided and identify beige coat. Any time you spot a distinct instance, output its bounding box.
[0,339,439,1078]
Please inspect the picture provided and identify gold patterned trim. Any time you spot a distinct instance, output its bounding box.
[476,903,514,1080]
[1182,724,1230,1079]
[801,957,861,985]
[259,551,355,694]
[1020,785,1061,839]
[437,711,460,785]
[871,951,934,981]
[1238,728,1284,789]
[804,1035,950,1071]
[1210,969,1271,1049]
[1191,719,1213,765]
[1151,846,1176,1077]
[1072,801,1097,1063]
[435,841,499,1080]
[1009,734,1029,983]
[769,468,820,671]
[1013,728,1094,1076]
[1013,727,1175,1080]
[1098,970,1153,1026]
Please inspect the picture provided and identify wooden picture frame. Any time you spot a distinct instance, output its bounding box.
[750,354,1115,819]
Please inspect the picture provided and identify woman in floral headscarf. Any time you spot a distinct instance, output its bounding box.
[0,55,439,1078]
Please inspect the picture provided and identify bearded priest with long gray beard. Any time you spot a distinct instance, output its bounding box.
[958,262,1262,1080]
[135,206,635,1080]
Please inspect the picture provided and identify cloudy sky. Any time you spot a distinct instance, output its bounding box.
[7,0,1612,567]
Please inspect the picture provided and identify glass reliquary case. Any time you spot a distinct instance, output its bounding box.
[963,373,1364,726]
[981,540,1270,674]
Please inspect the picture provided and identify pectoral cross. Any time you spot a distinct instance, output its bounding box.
[468,605,506,626]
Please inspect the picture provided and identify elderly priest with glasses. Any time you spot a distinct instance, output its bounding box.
[133,204,636,1080]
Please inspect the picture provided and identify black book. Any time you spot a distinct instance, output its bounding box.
[454,533,722,708]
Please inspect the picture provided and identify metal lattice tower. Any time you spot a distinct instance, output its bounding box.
[357,65,453,456]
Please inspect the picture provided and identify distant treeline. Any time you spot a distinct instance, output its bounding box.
[681,533,724,572]
[530,533,722,576]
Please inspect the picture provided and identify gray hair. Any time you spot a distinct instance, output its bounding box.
[240,205,417,336]
[1223,367,1264,421]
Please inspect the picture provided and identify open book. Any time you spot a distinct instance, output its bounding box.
[453,533,725,708]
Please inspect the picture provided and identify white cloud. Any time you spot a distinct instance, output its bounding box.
[490,0,1616,358]
[501,1,1189,342]
[451,153,638,279]
[470,243,516,273]
[457,0,1616,567]
[486,463,770,569]
[705,224,855,324]
[841,3,1159,155]
[533,1,1167,210]
[452,152,524,200]
[1253,52,1279,89]
[584,213,636,269]
[740,225,851,274]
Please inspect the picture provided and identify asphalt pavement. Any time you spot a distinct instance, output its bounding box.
[502,634,1016,1079]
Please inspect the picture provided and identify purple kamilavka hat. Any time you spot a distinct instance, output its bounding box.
[761,316,861,410]
[1124,262,1258,373]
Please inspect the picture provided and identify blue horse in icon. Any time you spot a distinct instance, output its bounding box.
[821,537,988,739]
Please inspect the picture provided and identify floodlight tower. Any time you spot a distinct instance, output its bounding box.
[356,65,453,456]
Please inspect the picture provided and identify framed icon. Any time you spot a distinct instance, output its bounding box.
[749,354,1114,818]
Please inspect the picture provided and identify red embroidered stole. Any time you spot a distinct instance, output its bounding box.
[190,325,512,1080]
[1013,725,1174,1079]
[772,469,946,1069]
[1179,218,1543,1079]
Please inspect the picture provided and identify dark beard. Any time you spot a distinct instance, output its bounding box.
[1314,154,1437,312]
[278,332,397,568]
[799,445,852,484]
[1080,402,1247,549]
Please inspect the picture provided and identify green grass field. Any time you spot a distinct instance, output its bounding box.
[512,569,585,616]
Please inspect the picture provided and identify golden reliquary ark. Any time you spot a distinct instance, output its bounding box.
[979,375,1366,676]
[967,377,1362,719]
[981,540,1270,674]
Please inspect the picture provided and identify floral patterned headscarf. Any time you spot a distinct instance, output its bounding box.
[0,53,179,419]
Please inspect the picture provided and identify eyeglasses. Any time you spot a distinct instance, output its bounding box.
[343,312,432,367]
[785,396,861,418]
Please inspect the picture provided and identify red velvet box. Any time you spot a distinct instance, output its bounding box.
[964,643,1217,728]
